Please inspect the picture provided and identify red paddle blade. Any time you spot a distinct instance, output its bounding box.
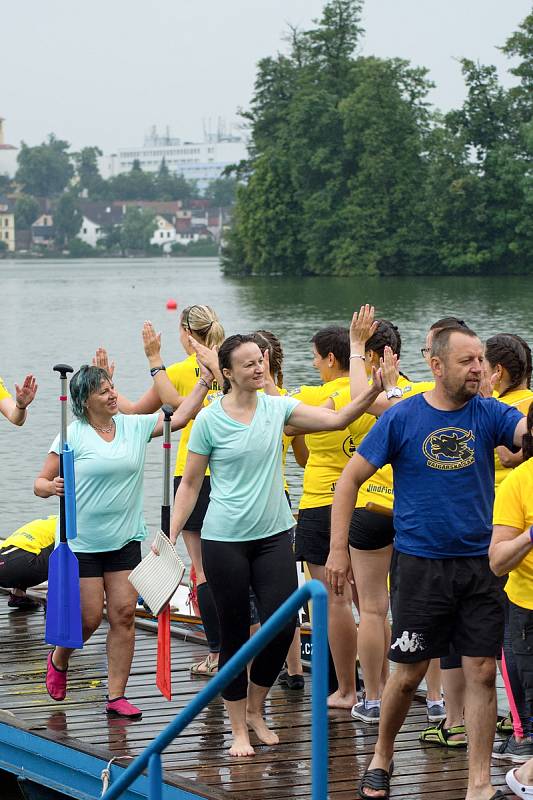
[156,605,171,700]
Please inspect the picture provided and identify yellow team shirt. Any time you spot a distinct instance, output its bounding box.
[355,377,435,511]
[166,355,221,477]
[2,516,57,554]
[0,377,11,401]
[494,388,533,490]
[295,377,374,509]
[493,459,533,610]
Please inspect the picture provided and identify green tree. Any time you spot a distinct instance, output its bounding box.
[54,192,82,247]
[120,206,157,252]
[14,195,40,229]
[205,177,238,207]
[15,134,73,196]
[73,146,105,197]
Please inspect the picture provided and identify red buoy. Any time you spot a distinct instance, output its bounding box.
[166,299,177,310]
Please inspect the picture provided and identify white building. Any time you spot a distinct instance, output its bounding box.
[108,127,248,192]
[150,215,176,252]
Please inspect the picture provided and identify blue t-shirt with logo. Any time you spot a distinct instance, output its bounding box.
[357,394,522,558]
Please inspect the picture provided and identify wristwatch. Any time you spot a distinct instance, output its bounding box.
[386,387,403,400]
[150,365,166,377]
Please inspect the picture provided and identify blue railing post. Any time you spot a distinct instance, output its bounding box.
[311,585,328,800]
[148,753,162,800]
[101,580,328,800]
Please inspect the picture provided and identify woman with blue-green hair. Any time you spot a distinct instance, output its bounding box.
[34,355,213,718]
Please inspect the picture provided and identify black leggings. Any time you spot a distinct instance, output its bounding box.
[201,530,298,701]
[0,545,53,590]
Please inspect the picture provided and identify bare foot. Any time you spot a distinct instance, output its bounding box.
[247,710,279,746]
[327,688,357,709]
[229,735,255,757]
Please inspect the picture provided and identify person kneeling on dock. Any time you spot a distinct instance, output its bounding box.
[0,516,56,609]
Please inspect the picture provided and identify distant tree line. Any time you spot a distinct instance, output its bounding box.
[223,0,533,277]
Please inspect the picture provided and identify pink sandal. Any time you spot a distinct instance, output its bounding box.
[46,651,68,701]
[106,697,142,719]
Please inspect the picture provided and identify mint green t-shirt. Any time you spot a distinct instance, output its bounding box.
[188,393,299,541]
[51,413,159,553]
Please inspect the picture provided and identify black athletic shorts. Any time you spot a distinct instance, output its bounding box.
[75,541,142,579]
[174,475,211,532]
[0,544,54,590]
[295,505,331,566]
[389,551,505,663]
[349,508,395,551]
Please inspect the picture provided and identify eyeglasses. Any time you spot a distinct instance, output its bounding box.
[420,347,430,357]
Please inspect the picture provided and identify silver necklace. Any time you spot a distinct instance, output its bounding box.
[90,419,115,434]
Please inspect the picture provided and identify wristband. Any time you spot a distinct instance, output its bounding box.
[350,354,366,361]
[150,365,166,377]
[529,525,533,545]
[15,403,26,410]
[198,378,210,389]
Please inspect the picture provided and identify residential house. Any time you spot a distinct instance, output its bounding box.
[77,202,124,248]
[0,195,15,252]
[31,214,55,248]
[150,215,176,252]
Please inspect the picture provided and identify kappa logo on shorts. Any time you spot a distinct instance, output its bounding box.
[390,631,425,654]
[422,427,475,471]
[342,434,357,458]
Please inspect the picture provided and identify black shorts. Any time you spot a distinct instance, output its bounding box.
[349,508,395,551]
[75,541,142,579]
[0,545,54,590]
[389,551,505,663]
[174,475,211,532]
[295,505,331,566]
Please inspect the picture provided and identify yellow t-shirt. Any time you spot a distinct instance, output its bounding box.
[166,355,221,477]
[494,388,533,490]
[0,377,11,401]
[296,377,375,509]
[2,516,57,554]
[493,459,533,610]
[356,377,435,511]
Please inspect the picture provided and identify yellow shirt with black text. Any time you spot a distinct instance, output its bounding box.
[1,516,57,555]
[295,377,375,510]
[166,355,221,476]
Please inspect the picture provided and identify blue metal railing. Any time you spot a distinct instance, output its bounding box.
[101,579,328,800]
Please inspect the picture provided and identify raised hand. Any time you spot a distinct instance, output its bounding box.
[379,346,400,392]
[188,336,219,380]
[14,374,38,409]
[142,321,162,362]
[93,347,115,378]
[350,304,378,350]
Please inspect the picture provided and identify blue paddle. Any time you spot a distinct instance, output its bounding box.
[45,364,83,650]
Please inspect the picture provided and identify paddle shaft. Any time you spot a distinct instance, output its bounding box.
[161,405,173,537]
[53,364,73,545]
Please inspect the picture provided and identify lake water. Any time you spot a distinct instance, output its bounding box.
[1,257,531,562]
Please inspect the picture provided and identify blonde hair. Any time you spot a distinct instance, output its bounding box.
[181,305,225,349]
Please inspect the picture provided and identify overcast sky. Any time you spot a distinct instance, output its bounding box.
[3,0,531,154]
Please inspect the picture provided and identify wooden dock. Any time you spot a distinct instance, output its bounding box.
[0,593,514,799]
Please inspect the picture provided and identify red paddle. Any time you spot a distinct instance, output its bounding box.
[156,405,174,700]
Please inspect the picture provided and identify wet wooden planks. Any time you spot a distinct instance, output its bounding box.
[0,595,514,799]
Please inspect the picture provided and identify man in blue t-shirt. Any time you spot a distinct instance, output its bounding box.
[326,326,527,800]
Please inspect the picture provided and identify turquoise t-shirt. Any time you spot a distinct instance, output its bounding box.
[188,393,299,541]
[50,413,159,553]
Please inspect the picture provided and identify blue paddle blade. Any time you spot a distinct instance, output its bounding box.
[63,444,77,541]
[45,542,83,649]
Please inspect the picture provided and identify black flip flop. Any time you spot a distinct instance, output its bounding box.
[489,792,507,800]
[358,762,394,800]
